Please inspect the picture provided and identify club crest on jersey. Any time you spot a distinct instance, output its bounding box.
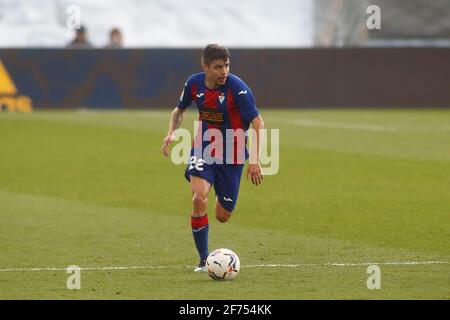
[218,93,225,104]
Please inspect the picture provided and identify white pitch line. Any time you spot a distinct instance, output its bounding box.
[0,261,447,273]
[245,261,449,268]
[0,266,188,272]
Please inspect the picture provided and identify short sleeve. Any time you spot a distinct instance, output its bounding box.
[177,78,193,109]
[235,82,259,123]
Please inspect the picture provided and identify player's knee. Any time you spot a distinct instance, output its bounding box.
[216,212,231,223]
[192,193,208,210]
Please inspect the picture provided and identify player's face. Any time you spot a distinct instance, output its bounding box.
[203,59,230,88]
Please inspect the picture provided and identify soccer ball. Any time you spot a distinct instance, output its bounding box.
[206,248,240,280]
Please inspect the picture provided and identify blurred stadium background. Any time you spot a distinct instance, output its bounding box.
[1,0,450,110]
[0,0,449,300]
[2,0,450,48]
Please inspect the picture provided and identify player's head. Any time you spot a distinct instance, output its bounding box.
[109,28,123,46]
[75,25,87,41]
[201,44,230,88]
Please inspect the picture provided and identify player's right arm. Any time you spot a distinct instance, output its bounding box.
[162,77,193,157]
[162,107,186,157]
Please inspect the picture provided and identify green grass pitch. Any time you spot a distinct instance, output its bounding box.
[0,109,449,299]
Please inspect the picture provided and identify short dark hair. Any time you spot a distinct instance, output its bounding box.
[76,25,86,34]
[202,44,230,65]
[110,28,121,36]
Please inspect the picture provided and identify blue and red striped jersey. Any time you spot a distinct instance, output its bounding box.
[177,72,260,164]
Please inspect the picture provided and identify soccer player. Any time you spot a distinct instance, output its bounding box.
[162,44,265,272]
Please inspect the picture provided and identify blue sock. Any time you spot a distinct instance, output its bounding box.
[191,215,209,261]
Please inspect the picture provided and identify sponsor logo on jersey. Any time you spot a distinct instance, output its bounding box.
[199,107,224,125]
[179,88,185,101]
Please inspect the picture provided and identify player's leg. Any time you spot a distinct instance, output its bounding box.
[190,175,212,272]
[191,175,211,216]
[185,153,215,272]
[214,164,244,223]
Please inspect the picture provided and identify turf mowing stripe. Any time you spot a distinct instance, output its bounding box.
[287,119,450,132]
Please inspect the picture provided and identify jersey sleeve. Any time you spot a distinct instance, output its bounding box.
[177,77,193,109]
[234,81,259,123]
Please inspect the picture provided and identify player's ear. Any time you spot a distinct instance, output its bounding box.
[201,63,209,73]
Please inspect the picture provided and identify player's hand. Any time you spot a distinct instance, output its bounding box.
[246,163,263,186]
[161,133,175,157]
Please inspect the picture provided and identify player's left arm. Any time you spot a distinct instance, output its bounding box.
[234,81,265,186]
[247,115,265,186]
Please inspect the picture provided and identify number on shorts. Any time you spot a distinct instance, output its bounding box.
[189,156,205,171]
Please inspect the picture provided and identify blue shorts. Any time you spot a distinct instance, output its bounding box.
[185,153,244,213]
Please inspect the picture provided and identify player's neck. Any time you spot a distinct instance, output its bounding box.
[204,78,219,90]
